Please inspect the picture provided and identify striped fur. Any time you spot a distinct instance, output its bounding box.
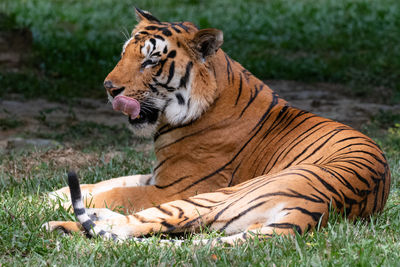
[45,8,391,245]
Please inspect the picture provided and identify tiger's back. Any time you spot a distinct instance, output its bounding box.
[152,52,390,220]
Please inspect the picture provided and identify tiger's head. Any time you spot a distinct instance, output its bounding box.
[104,8,223,136]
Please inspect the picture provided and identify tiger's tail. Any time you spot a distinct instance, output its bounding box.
[67,171,118,240]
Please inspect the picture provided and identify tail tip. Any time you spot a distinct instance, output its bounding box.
[67,169,80,193]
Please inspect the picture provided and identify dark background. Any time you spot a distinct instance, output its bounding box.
[1,0,399,101]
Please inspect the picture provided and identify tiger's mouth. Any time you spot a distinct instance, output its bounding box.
[128,105,159,125]
[112,95,159,125]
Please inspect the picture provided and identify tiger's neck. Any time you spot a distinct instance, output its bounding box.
[152,50,288,194]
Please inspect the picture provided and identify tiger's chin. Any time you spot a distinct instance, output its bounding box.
[127,120,159,137]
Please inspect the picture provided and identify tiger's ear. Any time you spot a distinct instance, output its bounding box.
[191,28,223,60]
[135,7,161,24]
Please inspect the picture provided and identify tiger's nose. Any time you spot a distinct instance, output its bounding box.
[104,80,125,97]
[104,80,114,89]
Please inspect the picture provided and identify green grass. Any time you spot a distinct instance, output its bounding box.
[1,0,400,102]
[0,120,399,265]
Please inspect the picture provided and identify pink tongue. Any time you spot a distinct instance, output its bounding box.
[112,95,141,119]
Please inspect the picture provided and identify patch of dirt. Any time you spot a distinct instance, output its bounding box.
[0,147,125,178]
[1,81,399,144]
[0,96,127,140]
[267,80,400,130]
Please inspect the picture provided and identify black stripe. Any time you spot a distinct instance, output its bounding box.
[182,199,213,209]
[228,162,242,187]
[138,9,161,23]
[234,74,243,106]
[176,23,190,32]
[249,191,325,204]
[176,93,185,105]
[330,155,374,166]
[220,201,265,231]
[156,206,173,216]
[155,59,167,77]
[154,34,165,41]
[149,84,159,93]
[153,156,173,173]
[306,185,331,202]
[161,98,172,113]
[161,221,175,231]
[239,84,264,118]
[82,220,95,232]
[171,25,181,33]
[333,142,377,155]
[250,91,279,132]
[211,202,236,224]
[145,26,160,31]
[283,207,323,221]
[166,61,175,84]
[167,50,176,58]
[224,54,234,84]
[152,78,176,92]
[170,205,184,219]
[155,125,215,153]
[267,223,302,235]
[141,59,155,69]
[155,116,230,153]
[179,61,193,88]
[74,208,85,216]
[67,171,82,201]
[162,29,173,36]
[153,121,196,142]
[98,230,107,236]
[335,149,386,166]
[155,175,191,189]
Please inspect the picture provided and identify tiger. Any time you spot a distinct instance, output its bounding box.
[44,8,391,245]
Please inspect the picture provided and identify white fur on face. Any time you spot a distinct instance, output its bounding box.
[122,37,134,55]
[141,38,169,58]
[164,89,190,125]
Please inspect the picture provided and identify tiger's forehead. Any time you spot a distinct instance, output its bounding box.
[122,21,197,55]
[132,21,198,38]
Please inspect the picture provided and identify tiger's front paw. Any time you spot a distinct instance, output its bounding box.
[42,221,83,234]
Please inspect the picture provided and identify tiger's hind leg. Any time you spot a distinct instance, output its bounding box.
[46,166,336,243]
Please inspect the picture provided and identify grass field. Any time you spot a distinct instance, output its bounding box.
[1,0,400,102]
[1,0,400,265]
[0,118,399,266]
